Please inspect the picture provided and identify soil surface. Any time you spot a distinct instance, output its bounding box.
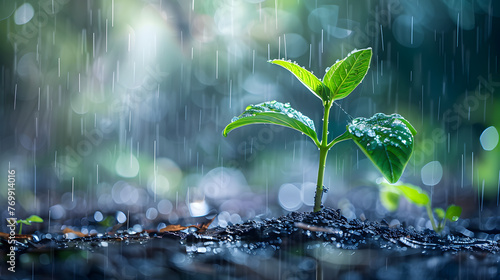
[2,208,500,279]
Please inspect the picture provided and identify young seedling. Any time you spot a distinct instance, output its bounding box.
[223,48,417,212]
[16,215,44,234]
[379,181,462,233]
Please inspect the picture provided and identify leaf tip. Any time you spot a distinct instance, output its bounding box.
[222,128,229,137]
[386,177,398,184]
[268,59,282,65]
[396,117,417,136]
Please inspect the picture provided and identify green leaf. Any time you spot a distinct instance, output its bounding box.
[17,220,31,225]
[322,48,372,101]
[348,113,416,183]
[223,101,319,144]
[269,60,326,101]
[444,205,462,222]
[397,117,417,136]
[434,208,445,220]
[394,183,430,206]
[26,215,44,223]
[380,187,400,212]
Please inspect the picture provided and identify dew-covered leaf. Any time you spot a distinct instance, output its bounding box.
[323,48,372,101]
[223,101,318,143]
[269,59,326,101]
[348,113,416,183]
[445,205,462,222]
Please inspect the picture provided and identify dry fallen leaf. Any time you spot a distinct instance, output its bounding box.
[62,227,88,237]
[159,225,189,232]
[196,215,217,233]
[0,232,33,240]
[159,215,217,233]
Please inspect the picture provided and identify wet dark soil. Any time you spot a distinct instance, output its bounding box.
[2,208,500,279]
[200,208,498,252]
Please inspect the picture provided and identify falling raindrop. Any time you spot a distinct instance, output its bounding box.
[481,179,485,211]
[380,25,385,51]
[216,50,219,79]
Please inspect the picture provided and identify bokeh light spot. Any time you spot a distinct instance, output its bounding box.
[278,183,302,211]
[308,6,339,33]
[158,199,173,215]
[70,93,90,114]
[115,154,140,178]
[146,207,158,220]
[116,211,127,223]
[94,211,104,222]
[49,205,66,220]
[201,167,247,199]
[421,161,443,186]
[301,182,316,206]
[16,53,38,80]
[14,3,34,25]
[480,126,499,151]
[148,174,170,196]
[189,200,209,217]
[284,33,308,58]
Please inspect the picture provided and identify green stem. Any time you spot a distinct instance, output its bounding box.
[440,219,447,232]
[18,223,22,235]
[426,205,438,233]
[313,147,329,212]
[313,102,333,212]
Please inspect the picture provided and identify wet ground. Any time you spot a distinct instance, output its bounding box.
[2,208,500,279]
